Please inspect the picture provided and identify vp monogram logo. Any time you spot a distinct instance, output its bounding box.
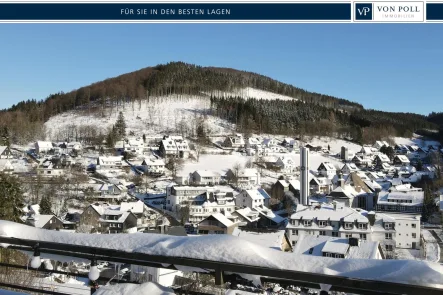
[357,6,371,16]
[355,3,373,20]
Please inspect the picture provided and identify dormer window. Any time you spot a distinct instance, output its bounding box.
[318,220,327,227]
[358,223,368,230]
[385,223,393,230]
[303,220,312,227]
[344,222,353,230]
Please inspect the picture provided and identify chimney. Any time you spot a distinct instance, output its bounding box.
[300,147,310,206]
[367,211,376,226]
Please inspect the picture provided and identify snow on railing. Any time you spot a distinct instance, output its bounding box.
[0,220,443,293]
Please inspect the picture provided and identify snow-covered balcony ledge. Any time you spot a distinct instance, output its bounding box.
[0,220,442,295]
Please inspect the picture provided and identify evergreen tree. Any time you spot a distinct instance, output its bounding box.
[0,173,24,222]
[142,134,146,143]
[106,126,117,148]
[39,195,53,215]
[115,111,126,140]
[422,184,435,221]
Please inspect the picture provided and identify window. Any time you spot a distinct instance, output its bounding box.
[385,245,393,251]
[344,223,353,230]
[332,232,339,237]
[319,231,326,236]
[335,254,341,258]
[412,233,416,238]
[292,241,295,246]
[345,234,352,238]
[360,234,367,240]
[148,274,153,281]
[318,221,326,227]
[412,224,416,228]
[309,247,314,254]
[385,223,393,229]
[385,233,392,240]
[303,220,312,226]
[358,223,367,230]
[326,253,333,257]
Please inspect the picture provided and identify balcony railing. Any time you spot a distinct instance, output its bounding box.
[0,236,441,295]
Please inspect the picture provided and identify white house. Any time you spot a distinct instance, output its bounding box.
[160,136,190,159]
[35,141,53,154]
[317,162,337,179]
[235,189,265,209]
[292,235,382,259]
[226,168,261,187]
[275,156,294,173]
[124,138,144,155]
[286,204,420,251]
[141,157,165,175]
[0,159,14,174]
[373,141,389,150]
[393,155,410,166]
[97,156,124,169]
[223,134,245,149]
[190,170,221,185]
[67,142,82,152]
[129,265,183,287]
[341,163,358,175]
[0,146,13,159]
[376,186,424,213]
[189,191,236,223]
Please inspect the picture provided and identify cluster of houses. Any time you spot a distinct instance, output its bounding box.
[5,131,443,292]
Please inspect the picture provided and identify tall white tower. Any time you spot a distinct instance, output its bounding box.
[300,147,310,206]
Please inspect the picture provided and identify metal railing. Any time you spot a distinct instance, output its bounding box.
[0,236,441,295]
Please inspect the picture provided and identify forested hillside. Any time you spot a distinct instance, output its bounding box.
[209,96,437,144]
[0,61,439,144]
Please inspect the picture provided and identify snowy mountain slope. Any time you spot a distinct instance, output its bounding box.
[204,87,298,101]
[44,87,297,141]
[1,220,443,289]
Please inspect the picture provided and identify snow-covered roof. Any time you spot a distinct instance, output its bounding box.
[342,163,358,172]
[193,170,221,177]
[238,168,259,178]
[35,141,53,148]
[377,154,390,162]
[1,220,442,288]
[143,157,165,166]
[33,215,56,228]
[120,200,145,214]
[395,155,410,163]
[254,206,285,224]
[318,162,336,171]
[278,180,289,188]
[293,236,379,259]
[322,239,350,255]
[234,207,260,223]
[377,190,424,206]
[0,146,8,155]
[210,213,234,227]
[244,189,265,200]
[291,204,366,223]
[232,228,286,251]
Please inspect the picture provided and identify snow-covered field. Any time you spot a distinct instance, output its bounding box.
[1,220,443,289]
[208,87,298,101]
[44,95,233,140]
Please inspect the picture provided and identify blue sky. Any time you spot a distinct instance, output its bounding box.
[0,24,442,114]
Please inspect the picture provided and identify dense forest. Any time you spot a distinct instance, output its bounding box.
[0,61,439,144]
[209,96,438,144]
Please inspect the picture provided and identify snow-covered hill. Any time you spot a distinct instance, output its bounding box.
[44,88,297,140]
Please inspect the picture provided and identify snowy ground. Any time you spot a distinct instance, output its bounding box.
[211,87,298,101]
[1,221,443,289]
[95,281,175,295]
[396,249,421,260]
